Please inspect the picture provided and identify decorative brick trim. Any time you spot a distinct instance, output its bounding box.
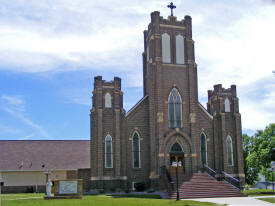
[160,24,186,30]
[91,176,127,181]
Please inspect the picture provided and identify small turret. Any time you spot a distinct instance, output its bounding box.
[207,84,239,116]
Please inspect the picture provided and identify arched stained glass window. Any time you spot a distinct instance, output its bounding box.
[226,136,233,166]
[168,88,182,128]
[170,142,183,153]
[225,98,230,112]
[162,33,171,63]
[105,93,111,108]
[132,132,140,168]
[200,133,207,167]
[105,135,113,168]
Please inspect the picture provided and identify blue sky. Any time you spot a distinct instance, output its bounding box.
[0,0,274,140]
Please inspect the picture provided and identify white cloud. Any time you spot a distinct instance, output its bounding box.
[0,0,274,131]
[61,88,91,106]
[1,95,25,112]
[2,95,24,107]
[193,0,275,130]
[2,106,51,139]
[0,95,51,139]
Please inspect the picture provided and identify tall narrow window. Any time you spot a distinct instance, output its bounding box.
[226,136,233,166]
[146,46,150,62]
[176,35,185,64]
[162,33,171,63]
[200,133,207,167]
[168,88,182,128]
[105,135,113,168]
[105,93,111,108]
[132,132,140,168]
[224,98,230,112]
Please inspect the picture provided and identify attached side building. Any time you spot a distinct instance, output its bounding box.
[0,140,90,193]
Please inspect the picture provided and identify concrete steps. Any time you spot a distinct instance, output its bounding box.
[169,172,245,199]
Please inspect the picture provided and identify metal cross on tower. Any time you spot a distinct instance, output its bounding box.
[167,2,176,16]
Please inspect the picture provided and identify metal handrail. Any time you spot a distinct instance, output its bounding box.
[204,165,217,179]
[222,171,240,189]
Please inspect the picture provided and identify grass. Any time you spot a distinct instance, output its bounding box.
[242,189,274,194]
[107,194,162,199]
[258,197,275,203]
[1,193,226,206]
[243,189,275,197]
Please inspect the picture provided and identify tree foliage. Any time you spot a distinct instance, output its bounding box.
[243,123,275,186]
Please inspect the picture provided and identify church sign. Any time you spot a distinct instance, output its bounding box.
[45,179,83,199]
[59,180,78,194]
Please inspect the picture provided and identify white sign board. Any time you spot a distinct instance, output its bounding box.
[172,162,182,167]
[59,181,78,194]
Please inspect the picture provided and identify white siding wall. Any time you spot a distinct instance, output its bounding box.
[1,171,67,186]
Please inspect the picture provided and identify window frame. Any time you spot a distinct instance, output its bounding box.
[200,132,208,167]
[226,135,234,166]
[176,34,185,64]
[105,92,112,108]
[161,33,171,63]
[224,98,230,112]
[132,132,141,168]
[168,88,182,128]
[105,135,113,168]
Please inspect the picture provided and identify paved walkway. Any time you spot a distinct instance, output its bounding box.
[5,197,42,201]
[187,196,275,206]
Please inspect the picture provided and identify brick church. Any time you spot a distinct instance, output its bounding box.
[90,9,245,193]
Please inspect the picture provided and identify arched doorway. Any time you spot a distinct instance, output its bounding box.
[169,142,184,174]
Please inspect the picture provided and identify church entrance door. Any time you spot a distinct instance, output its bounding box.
[169,154,184,174]
[169,142,184,174]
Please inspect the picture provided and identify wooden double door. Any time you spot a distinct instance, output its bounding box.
[169,154,184,174]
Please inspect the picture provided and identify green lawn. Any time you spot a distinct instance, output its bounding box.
[243,189,274,194]
[1,193,226,206]
[258,197,275,203]
[243,189,275,196]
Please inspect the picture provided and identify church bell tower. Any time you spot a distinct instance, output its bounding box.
[142,10,201,186]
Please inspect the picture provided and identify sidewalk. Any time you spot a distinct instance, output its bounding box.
[187,196,275,206]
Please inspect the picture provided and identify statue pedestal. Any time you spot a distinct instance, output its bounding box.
[44,179,83,200]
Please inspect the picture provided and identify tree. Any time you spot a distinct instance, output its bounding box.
[243,123,275,187]
[243,134,260,185]
[255,124,275,186]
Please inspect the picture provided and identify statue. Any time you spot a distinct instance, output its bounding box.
[46,178,53,197]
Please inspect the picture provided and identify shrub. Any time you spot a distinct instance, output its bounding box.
[134,181,146,192]
[147,188,155,193]
[98,189,104,194]
[110,187,116,193]
[124,188,130,193]
[26,186,34,193]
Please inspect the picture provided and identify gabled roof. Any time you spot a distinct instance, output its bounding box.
[0,140,90,171]
[126,95,148,117]
[198,102,213,120]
